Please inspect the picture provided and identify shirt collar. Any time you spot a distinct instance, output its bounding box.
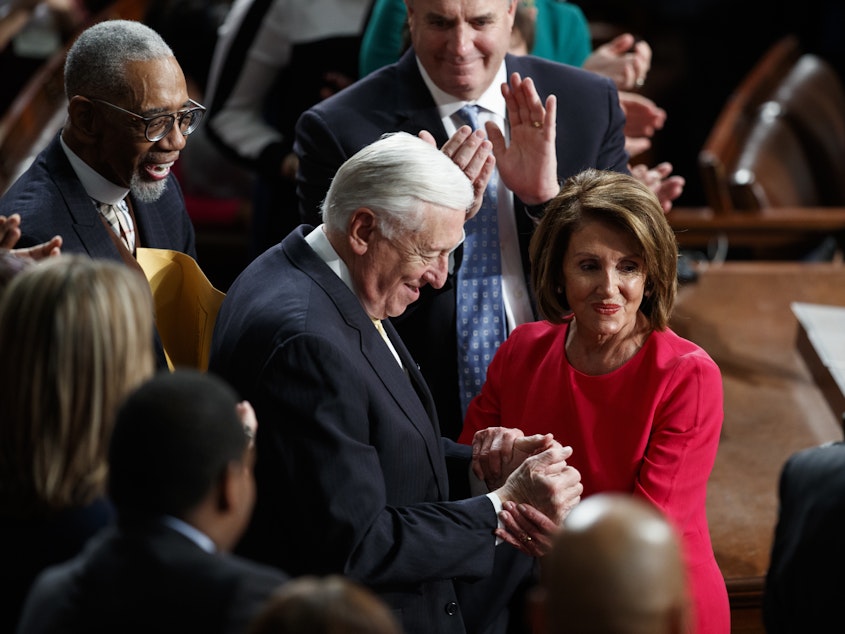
[160,515,216,553]
[305,224,356,295]
[60,135,130,205]
[415,56,508,121]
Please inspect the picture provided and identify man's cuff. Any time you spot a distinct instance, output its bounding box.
[524,201,548,221]
[486,491,503,514]
[487,492,505,545]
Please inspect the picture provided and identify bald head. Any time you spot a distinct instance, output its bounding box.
[536,494,688,634]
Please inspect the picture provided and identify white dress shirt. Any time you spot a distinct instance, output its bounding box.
[416,59,535,332]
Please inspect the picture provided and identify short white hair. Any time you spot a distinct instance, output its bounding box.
[65,20,174,101]
[322,132,474,238]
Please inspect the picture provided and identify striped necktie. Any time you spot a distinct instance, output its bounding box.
[454,104,506,416]
[97,199,135,252]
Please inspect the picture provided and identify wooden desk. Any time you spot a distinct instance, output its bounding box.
[670,262,845,633]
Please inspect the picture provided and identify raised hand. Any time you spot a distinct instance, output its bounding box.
[619,91,666,159]
[0,214,21,249]
[487,73,559,206]
[12,236,63,260]
[236,400,258,450]
[583,33,652,91]
[629,162,685,213]
[0,213,62,259]
[420,127,496,220]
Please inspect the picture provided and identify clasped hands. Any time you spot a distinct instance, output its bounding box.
[469,427,583,558]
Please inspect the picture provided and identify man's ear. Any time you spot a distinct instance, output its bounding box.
[348,207,377,256]
[66,96,100,141]
[506,0,519,25]
[215,463,241,513]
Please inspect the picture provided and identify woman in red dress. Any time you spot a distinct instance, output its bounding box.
[459,169,729,634]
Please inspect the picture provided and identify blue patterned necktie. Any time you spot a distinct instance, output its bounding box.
[455,104,506,416]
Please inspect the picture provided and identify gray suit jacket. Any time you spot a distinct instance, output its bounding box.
[209,226,532,634]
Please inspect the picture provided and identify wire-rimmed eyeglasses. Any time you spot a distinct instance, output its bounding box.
[90,98,206,142]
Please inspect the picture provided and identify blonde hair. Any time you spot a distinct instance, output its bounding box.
[0,256,155,515]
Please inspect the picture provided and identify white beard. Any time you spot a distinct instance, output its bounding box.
[130,173,168,203]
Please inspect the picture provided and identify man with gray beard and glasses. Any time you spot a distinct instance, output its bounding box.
[0,19,199,267]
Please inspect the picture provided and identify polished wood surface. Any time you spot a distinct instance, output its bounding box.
[669,205,845,257]
[670,262,845,633]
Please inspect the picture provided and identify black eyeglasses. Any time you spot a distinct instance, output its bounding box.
[91,98,206,142]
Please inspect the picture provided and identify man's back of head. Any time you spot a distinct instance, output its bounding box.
[534,493,689,634]
[16,370,287,634]
[246,575,401,634]
[108,369,253,550]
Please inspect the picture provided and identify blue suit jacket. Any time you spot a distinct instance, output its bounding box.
[1,134,196,260]
[17,523,288,634]
[294,50,628,438]
[209,226,532,634]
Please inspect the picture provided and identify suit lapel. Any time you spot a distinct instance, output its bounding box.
[394,50,450,146]
[381,318,440,427]
[45,139,121,258]
[355,317,451,495]
[284,229,449,492]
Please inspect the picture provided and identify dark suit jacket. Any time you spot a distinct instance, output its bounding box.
[1,134,196,260]
[0,498,113,634]
[294,50,628,438]
[763,441,845,633]
[16,522,288,634]
[209,226,532,634]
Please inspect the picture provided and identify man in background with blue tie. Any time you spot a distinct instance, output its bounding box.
[0,19,198,267]
[294,0,684,440]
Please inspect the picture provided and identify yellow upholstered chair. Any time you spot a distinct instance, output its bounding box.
[135,248,225,371]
